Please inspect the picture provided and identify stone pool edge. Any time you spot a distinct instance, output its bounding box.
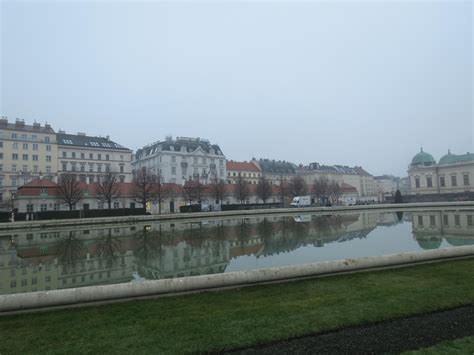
[1,246,473,313]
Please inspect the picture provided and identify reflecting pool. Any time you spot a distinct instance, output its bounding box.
[1,209,473,295]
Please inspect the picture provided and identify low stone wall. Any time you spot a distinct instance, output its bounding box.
[1,201,474,231]
[1,246,473,313]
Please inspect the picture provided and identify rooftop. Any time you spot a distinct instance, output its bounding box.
[57,132,131,151]
[226,161,261,172]
[0,117,55,134]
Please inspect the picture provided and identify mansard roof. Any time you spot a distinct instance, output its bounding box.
[57,133,131,151]
[137,137,224,158]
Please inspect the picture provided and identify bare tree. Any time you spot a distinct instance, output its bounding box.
[57,174,83,210]
[154,174,167,214]
[132,168,158,212]
[276,175,290,206]
[96,172,121,209]
[289,176,308,197]
[236,174,250,205]
[209,177,227,204]
[312,176,329,205]
[182,180,206,204]
[328,181,342,204]
[256,176,272,204]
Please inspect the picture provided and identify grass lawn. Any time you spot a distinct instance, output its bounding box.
[406,336,474,354]
[1,258,473,354]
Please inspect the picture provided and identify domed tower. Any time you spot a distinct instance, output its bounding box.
[410,148,436,167]
[408,148,437,194]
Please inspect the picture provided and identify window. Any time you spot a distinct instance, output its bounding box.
[98,154,102,160]
[440,176,445,187]
[415,177,420,188]
[455,214,460,226]
[32,143,38,151]
[54,203,60,211]
[120,165,124,173]
[33,166,38,173]
[0,153,2,159]
[202,157,207,164]
[22,154,28,161]
[426,177,432,188]
[12,133,17,139]
[89,153,93,159]
[46,155,51,162]
[46,166,51,173]
[23,143,28,149]
[62,163,67,171]
[72,152,76,158]
[219,160,224,166]
[71,164,76,172]
[417,215,423,226]
[106,154,109,161]
[119,175,125,182]
[0,164,2,172]
[22,165,27,172]
[171,167,176,175]
[40,204,47,212]
[89,165,94,172]
[467,215,473,227]
[105,165,110,173]
[81,152,85,159]
[463,174,470,186]
[171,156,176,163]
[0,141,3,148]
[21,133,27,140]
[451,175,457,187]
[113,201,120,209]
[62,152,67,158]
[46,145,51,151]
[80,165,85,172]
[97,165,102,173]
[45,137,50,143]
[26,204,33,213]
[193,157,198,164]
[32,135,37,141]
[12,153,18,160]
[12,164,16,172]
[429,215,435,226]
[33,155,38,161]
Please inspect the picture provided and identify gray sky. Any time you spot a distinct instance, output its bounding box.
[1,0,472,176]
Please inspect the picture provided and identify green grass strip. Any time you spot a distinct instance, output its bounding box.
[1,258,473,354]
[405,336,474,354]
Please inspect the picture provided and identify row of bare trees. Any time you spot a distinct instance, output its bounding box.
[54,170,345,212]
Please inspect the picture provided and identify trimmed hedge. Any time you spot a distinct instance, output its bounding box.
[8,208,146,222]
[221,203,283,211]
[180,204,202,213]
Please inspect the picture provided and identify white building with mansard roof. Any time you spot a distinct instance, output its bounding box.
[132,136,226,185]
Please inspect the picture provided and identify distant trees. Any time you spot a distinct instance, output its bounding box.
[96,172,121,209]
[312,176,329,205]
[394,190,403,204]
[132,168,159,212]
[256,176,272,203]
[236,174,250,204]
[289,176,307,197]
[328,181,342,204]
[209,177,227,204]
[182,180,206,204]
[276,175,290,206]
[57,174,83,210]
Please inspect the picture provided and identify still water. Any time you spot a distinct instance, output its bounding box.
[1,209,473,295]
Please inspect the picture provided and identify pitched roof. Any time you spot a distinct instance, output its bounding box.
[0,119,55,134]
[137,137,224,158]
[57,133,131,151]
[341,182,357,193]
[226,161,261,172]
[255,159,297,174]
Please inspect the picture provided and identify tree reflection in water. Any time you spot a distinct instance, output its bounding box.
[96,228,121,268]
[58,231,84,266]
[134,225,161,262]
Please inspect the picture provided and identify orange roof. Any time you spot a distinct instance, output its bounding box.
[226,161,261,172]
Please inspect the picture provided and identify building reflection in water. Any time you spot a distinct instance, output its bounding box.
[411,211,474,249]
[1,210,472,295]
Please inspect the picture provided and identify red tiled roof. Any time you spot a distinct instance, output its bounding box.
[226,161,261,172]
[341,182,357,192]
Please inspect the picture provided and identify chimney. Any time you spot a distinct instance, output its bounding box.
[58,130,66,134]
[44,123,51,130]
[0,117,7,127]
[33,122,41,129]
[106,135,110,141]
[15,118,25,127]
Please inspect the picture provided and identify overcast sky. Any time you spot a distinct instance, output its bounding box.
[1,0,472,177]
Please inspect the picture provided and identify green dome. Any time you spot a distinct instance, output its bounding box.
[416,236,442,250]
[411,148,436,167]
[438,150,474,165]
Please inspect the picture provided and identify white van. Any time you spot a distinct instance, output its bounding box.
[290,196,311,207]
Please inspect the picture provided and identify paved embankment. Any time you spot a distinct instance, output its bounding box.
[1,201,474,231]
[228,305,474,354]
[1,246,473,313]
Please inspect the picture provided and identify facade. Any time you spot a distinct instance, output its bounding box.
[0,117,58,205]
[251,158,297,185]
[57,132,133,183]
[408,149,474,195]
[15,179,139,213]
[300,163,377,200]
[226,160,262,184]
[133,137,226,185]
[374,175,401,202]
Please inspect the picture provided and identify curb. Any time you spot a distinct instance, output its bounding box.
[1,246,473,313]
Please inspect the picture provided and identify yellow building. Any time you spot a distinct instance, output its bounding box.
[0,117,58,207]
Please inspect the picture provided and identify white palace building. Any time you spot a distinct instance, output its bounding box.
[408,148,474,195]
